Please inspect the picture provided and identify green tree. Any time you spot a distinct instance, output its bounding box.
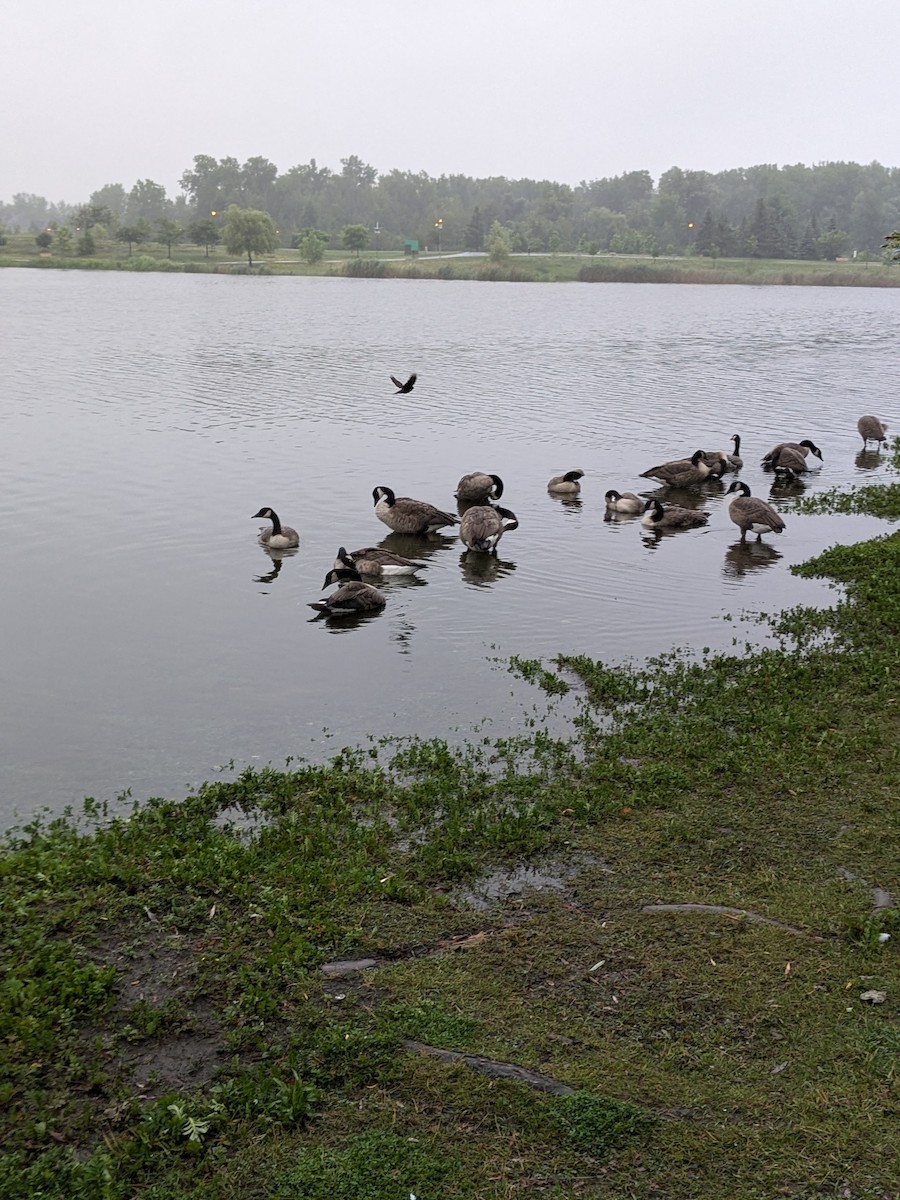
[882,230,900,260]
[296,230,329,264]
[77,230,97,256]
[116,225,146,256]
[816,222,850,261]
[223,205,279,266]
[187,218,221,257]
[464,206,484,250]
[341,223,369,256]
[55,225,73,255]
[155,218,184,258]
[486,220,512,263]
[548,228,562,256]
[35,230,53,250]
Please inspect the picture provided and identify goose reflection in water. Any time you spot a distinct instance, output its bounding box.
[547,491,583,511]
[459,551,518,587]
[390,616,417,655]
[855,449,885,472]
[768,472,806,499]
[722,540,783,578]
[254,545,298,585]
[376,529,457,563]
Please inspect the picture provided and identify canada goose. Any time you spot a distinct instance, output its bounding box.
[762,439,823,466]
[390,373,417,394]
[547,469,584,494]
[641,499,710,530]
[252,507,299,549]
[703,434,743,473]
[725,481,786,543]
[857,415,888,447]
[308,567,386,615]
[372,486,459,535]
[639,449,711,486]
[334,546,426,577]
[459,505,519,552]
[455,472,504,502]
[769,445,819,474]
[604,489,644,514]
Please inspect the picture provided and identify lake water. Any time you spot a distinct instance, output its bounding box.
[1,269,896,828]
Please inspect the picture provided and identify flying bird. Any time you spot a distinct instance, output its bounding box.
[390,373,417,394]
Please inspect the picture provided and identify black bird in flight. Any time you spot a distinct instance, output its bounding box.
[390,373,417,394]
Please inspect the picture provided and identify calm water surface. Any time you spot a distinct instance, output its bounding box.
[1,270,897,827]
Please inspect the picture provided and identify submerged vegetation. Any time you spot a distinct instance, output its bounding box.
[2,447,899,1198]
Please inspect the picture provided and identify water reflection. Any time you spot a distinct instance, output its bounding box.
[547,492,583,511]
[459,551,518,587]
[855,449,884,472]
[768,474,806,499]
[390,617,417,655]
[254,546,298,584]
[376,530,458,561]
[722,540,782,578]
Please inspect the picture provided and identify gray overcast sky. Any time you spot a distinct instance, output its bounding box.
[3,0,897,203]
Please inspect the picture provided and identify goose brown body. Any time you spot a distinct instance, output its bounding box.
[641,500,710,530]
[725,481,786,542]
[372,486,459,535]
[309,568,386,615]
[547,469,584,494]
[459,505,519,552]
[857,415,888,447]
[762,439,823,466]
[605,489,644,513]
[454,472,504,502]
[639,449,711,486]
[252,507,299,549]
[333,546,426,577]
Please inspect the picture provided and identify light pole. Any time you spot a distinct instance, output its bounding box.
[435,218,443,254]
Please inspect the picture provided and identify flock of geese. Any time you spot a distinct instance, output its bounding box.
[252,413,889,617]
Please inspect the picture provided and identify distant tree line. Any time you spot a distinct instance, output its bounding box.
[4,155,900,260]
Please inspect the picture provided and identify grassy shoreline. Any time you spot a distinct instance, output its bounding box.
[2,455,899,1198]
[2,240,899,287]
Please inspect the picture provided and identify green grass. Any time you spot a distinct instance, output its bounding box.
[1,451,899,1198]
[2,229,899,286]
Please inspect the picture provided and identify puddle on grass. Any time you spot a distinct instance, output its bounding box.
[455,852,609,911]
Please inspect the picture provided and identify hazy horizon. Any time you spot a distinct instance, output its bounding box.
[3,0,897,205]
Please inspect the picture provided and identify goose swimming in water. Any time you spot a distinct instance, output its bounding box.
[547,469,584,494]
[725,481,786,543]
[459,505,519,552]
[454,472,504,503]
[309,567,386,615]
[641,499,710,530]
[333,546,426,577]
[639,450,711,486]
[252,507,299,549]
[372,486,459,535]
[762,439,823,467]
[605,489,644,513]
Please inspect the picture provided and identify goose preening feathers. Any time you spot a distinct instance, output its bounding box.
[309,567,386,615]
[547,469,584,494]
[459,504,519,552]
[390,373,417,394]
[725,481,786,543]
[252,507,300,549]
[639,450,711,486]
[768,444,821,474]
[455,472,504,502]
[373,486,459,535]
[334,546,426,577]
[641,499,710,530]
[605,489,644,514]
[857,415,888,447]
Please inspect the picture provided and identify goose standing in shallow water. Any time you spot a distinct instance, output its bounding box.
[460,505,519,552]
[639,450,711,486]
[768,444,821,474]
[454,472,504,503]
[252,507,299,549]
[372,486,459,535]
[704,434,743,473]
[857,415,888,448]
[333,546,426,577]
[605,489,644,514]
[641,499,709,531]
[725,481,786,543]
[547,469,584,494]
[309,567,386,615]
